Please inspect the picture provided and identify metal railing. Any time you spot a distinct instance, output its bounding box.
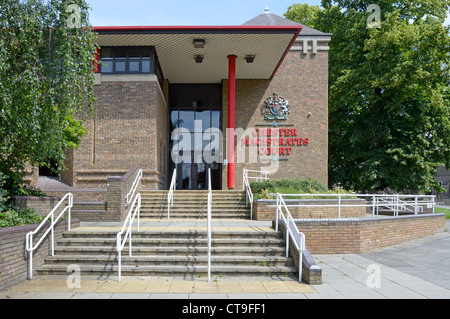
[116,168,143,282]
[116,193,141,282]
[243,169,270,219]
[25,193,73,280]
[207,168,212,282]
[167,168,176,220]
[268,193,436,218]
[272,193,305,283]
[126,168,142,204]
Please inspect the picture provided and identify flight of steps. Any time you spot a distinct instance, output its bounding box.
[140,190,251,219]
[35,190,298,279]
[37,229,297,278]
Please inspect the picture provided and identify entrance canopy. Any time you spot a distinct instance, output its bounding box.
[94,26,302,83]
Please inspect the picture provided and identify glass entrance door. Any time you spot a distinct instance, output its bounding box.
[168,84,222,190]
[170,109,221,190]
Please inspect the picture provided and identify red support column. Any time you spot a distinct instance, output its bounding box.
[227,55,237,189]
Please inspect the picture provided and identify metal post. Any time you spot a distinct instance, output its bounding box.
[432,196,435,214]
[285,215,290,258]
[117,233,122,282]
[275,195,279,232]
[51,211,54,257]
[396,195,399,216]
[372,195,375,217]
[338,194,341,218]
[414,196,418,215]
[68,194,72,232]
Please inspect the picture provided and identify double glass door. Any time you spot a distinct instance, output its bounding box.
[169,84,222,190]
[170,109,222,190]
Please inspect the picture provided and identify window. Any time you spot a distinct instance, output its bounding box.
[100,46,156,74]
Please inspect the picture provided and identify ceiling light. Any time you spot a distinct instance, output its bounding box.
[195,55,204,63]
[193,39,205,48]
[245,55,256,63]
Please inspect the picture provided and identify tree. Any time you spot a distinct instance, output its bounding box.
[0,0,96,194]
[286,0,450,192]
[284,3,322,27]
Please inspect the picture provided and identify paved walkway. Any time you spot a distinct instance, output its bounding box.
[1,220,449,299]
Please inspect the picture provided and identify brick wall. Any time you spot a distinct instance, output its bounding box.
[222,48,329,190]
[66,76,168,189]
[254,199,367,220]
[14,196,63,216]
[296,214,446,254]
[0,219,80,291]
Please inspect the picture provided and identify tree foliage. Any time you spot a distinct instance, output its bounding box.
[0,0,96,193]
[286,0,450,192]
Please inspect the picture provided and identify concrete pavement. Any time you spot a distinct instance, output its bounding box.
[1,220,449,299]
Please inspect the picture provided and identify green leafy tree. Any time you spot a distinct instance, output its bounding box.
[284,3,322,27]
[286,0,450,192]
[0,0,96,194]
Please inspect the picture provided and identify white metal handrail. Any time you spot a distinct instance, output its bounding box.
[243,169,269,219]
[268,193,436,218]
[243,169,269,182]
[126,168,143,204]
[207,168,212,282]
[167,168,176,220]
[116,193,141,282]
[25,193,73,280]
[273,193,305,283]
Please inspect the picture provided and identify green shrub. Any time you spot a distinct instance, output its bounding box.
[0,208,46,228]
[0,173,47,228]
[250,178,352,199]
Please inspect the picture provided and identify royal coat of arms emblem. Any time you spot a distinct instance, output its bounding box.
[261,93,291,120]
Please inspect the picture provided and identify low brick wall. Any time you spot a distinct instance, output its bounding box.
[14,196,63,216]
[295,214,446,254]
[254,199,367,220]
[0,219,80,291]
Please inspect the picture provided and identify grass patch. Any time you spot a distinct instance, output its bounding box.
[435,206,450,219]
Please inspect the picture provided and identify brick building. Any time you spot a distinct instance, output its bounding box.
[56,8,331,191]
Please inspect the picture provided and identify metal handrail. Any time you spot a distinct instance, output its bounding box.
[243,169,269,220]
[116,192,141,282]
[126,168,143,204]
[272,193,305,283]
[167,168,176,220]
[267,193,436,218]
[25,193,73,280]
[207,168,212,282]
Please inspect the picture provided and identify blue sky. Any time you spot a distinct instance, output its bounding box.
[87,0,449,27]
[87,0,323,26]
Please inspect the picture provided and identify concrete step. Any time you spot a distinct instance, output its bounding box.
[64,230,280,239]
[44,255,294,267]
[53,246,288,256]
[57,237,286,247]
[37,264,297,277]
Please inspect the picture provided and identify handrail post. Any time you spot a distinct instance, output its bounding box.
[338,194,341,218]
[372,195,375,217]
[285,213,290,258]
[51,211,55,257]
[414,196,418,215]
[275,194,279,232]
[117,233,122,282]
